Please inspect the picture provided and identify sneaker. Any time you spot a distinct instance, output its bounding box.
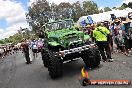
[29,61,32,64]
[107,59,114,62]
[103,60,107,62]
[126,54,132,57]
[25,62,29,64]
[26,61,32,64]
[124,53,130,56]
[111,59,114,61]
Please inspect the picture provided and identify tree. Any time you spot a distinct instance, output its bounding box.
[112,7,116,9]
[50,3,58,20]
[26,0,100,32]
[128,2,132,9]
[117,6,125,10]
[104,7,112,12]
[116,3,128,10]
[26,0,51,32]
[0,40,5,44]
[72,1,84,21]
[122,3,128,8]
[99,9,103,13]
[57,2,73,19]
[83,1,99,15]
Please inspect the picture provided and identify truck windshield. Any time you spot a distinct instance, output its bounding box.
[46,20,73,31]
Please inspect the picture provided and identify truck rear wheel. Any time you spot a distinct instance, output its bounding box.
[81,48,101,68]
[48,52,63,79]
[41,49,49,68]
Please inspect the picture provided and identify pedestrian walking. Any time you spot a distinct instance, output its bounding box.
[31,39,38,59]
[20,39,32,64]
[37,38,43,52]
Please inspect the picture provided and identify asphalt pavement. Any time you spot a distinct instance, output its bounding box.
[0,50,132,88]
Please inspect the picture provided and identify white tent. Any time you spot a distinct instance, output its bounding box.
[77,8,132,25]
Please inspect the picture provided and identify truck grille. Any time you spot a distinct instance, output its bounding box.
[67,36,78,42]
[69,43,80,48]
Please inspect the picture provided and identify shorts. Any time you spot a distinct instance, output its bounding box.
[32,49,37,53]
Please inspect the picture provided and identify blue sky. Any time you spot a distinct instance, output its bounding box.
[17,0,28,10]
[93,0,122,8]
[0,19,7,29]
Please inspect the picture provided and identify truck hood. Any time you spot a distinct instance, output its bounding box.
[47,28,83,39]
[47,28,90,48]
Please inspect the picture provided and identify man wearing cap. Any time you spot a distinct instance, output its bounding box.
[93,22,113,62]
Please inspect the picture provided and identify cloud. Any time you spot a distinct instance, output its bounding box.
[0,29,4,34]
[0,30,17,39]
[6,22,29,31]
[0,22,29,39]
[6,13,27,26]
[0,0,25,20]
[123,0,132,4]
[0,0,28,40]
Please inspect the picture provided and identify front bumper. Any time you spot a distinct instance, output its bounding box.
[57,43,96,57]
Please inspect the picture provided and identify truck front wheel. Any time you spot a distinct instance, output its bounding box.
[41,49,49,68]
[81,48,101,68]
[48,52,63,79]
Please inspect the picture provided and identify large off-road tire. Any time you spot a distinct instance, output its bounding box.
[48,52,63,79]
[81,48,101,68]
[41,49,49,68]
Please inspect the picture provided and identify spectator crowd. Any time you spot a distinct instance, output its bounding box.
[79,15,132,62]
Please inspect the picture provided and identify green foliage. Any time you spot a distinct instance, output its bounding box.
[26,0,99,31]
[0,40,5,44]
[99,9,103,13]
[122,3,128,8]
[114,3,128,10]
[112,7,116,9]
[128,2,132,9]
[117,6,126,10]
[104,7,112,12]
[83,1,99,15]
[1,28,37,44]
[72,1,84,21]
[116,3,128,10]
[26,0,50,32]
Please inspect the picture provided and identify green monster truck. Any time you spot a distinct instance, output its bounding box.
[41,19,101,79]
